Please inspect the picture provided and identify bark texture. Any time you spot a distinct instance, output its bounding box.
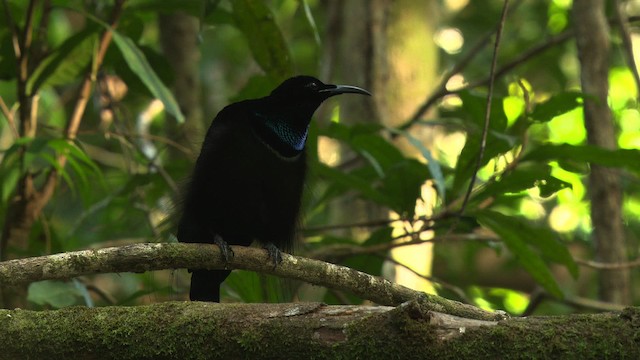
[0,301,638,359]
[573,0,630,305]
[159,11,204,157]
[0,243,500,321]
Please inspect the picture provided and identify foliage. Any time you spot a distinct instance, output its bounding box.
[0,0,638,314]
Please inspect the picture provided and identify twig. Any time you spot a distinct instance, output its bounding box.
[306,233,497,262]
[40,0,127,209]
[521,288,626,316]
[378,254,472,304]
[458,0,510,215]
[303,217,397,232]
[401,30,495,131]
[576,257,640,270]
[64,0,126,144]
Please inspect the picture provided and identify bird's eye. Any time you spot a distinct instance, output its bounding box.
[305,82,319,90]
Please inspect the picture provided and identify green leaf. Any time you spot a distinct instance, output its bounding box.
[28,27,98,94]
[110,33,185,123]
[452,131,516,195]
[322,122,404,172]
[530,92,583,123]
[314,163,390,206]
[28,280,82,308]
[476,210,578,298]
[457,90,509,132]
[522,144,640,173]
[77,10,185,122]
[474,164,571,204]
[385,125,446,202]
[231,0,293,79]
[380,159,431,216]
[0,138,35,202]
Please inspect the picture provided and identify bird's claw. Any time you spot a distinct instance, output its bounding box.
[263,242,283,269]
[213,234,234,266]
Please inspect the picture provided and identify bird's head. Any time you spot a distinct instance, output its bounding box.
[255,76,370,156]
[269,76,371,108]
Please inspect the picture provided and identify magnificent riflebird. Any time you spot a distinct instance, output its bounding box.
[177,75,371,301]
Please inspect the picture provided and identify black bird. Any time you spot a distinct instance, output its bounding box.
[177,75,371,301]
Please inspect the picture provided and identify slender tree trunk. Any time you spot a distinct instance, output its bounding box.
[573,0,630,305]
[323,0,439,292]
[159,12,204,158]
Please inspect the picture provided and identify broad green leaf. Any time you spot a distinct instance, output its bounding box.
[322,122,404,172]
[476,210,578,298]
[111,33,185,123]
[473,164,572,204]
[457,90,509,132]
[28,280,82,308]
[78,10,185,122]
[1,166,20,203]
[479,210,578,278]
[380,159,431,216]
[225,270,285,303]
[28,27,98,94]
[522,144,640,173]
[530,92,583,123]
[452,131,516,195]
[314,163,390,206]
[231,0,293,79]
[47,139,101,176]
[0,138,36,202]
[385,125,446,203]
[476,212,564,298]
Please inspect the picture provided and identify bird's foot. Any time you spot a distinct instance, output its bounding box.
[263,242,283,269]
[213,234,234,266]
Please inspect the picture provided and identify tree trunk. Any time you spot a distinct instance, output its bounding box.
[572,0,631,305]
[159,12,204,158]
[323,0,439,293]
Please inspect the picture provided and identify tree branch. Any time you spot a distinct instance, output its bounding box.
[0,243,503,321]
[0,301,638,359]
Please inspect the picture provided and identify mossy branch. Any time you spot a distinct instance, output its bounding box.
[0,243,503,320]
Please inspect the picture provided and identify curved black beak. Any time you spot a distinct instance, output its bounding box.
[319,84,372,96]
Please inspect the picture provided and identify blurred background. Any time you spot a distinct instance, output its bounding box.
[0,0,639,315]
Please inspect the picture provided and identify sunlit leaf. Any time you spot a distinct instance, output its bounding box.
[457,90,509,132]
[474,164,571,204]
[381,159,430,216]
[452,131,515,195]
[522,144,640,173]
[530,92,583,123]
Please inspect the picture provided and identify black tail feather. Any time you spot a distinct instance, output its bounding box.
[189,269,231,302]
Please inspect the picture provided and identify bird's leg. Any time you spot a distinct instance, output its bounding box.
[263,242,283,269]
[213,234,234,265]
